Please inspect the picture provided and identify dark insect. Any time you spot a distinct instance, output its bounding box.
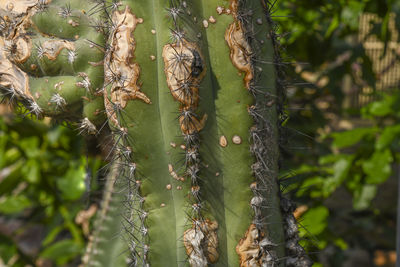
[190,50,203,77]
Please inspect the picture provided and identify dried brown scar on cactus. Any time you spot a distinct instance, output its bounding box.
[1,1,74,68]
[225,3,253,89]
[236,224,277,267]
[179,110,208,135]
[4,37,32,64]
[0,0,36,72]
[162,41,205,108]
[0,0,42,14]
[0,38,33,100]
[104,95,121,127]
[40,40,75,60]
[1,0,43,48]
[162,41,207,133]
[184,219,219,267]
[104,6,151,126]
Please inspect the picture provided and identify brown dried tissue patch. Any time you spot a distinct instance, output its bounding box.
[184,219,219,267]
[1,4,34,87]
[0,0,49,62]
[104,6,151,126]
[162,41,207,134]
[236,224,266,267]
[179,112,208,135]
[41,40,75,60]
[0,38,32,99]
[3,36,32,64]
[162,41,205,108]
[225,1,253,89]
[0,0,41,14]
[104,95,120,127]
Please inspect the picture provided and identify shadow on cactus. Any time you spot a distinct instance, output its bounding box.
[0,0,311,266]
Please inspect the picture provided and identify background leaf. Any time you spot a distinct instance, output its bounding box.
[362,149,393,184]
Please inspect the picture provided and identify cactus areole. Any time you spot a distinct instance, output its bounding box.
[0,0,312,266]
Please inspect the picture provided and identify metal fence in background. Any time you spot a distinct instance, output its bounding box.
[357,13,400,106]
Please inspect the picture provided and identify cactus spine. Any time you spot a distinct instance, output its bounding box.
[0,0,311,266]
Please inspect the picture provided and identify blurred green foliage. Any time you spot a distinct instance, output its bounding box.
[283,91,400,266]
[0,114,103,266]
[275,0,400,265]
[294,91,400,205]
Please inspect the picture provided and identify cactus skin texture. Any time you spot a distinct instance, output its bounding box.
[0,0,312,266]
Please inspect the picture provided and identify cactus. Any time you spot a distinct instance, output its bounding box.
[0,0,311,266]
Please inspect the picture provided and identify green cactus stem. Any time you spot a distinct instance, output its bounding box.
[0,0,106,126]
[0,0,311,266]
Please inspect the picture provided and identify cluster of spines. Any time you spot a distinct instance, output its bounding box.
[81,131,148,267]
[0,85,41,117]
[86,0,112,38]
[260,1,312,266]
